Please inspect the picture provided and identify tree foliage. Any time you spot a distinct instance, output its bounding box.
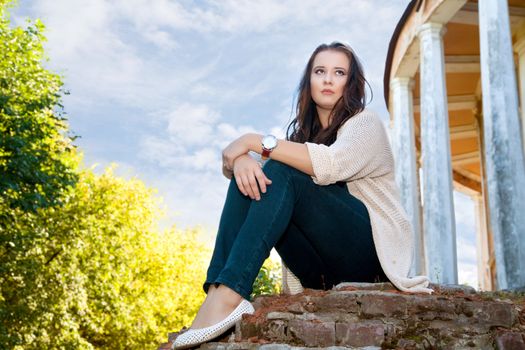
[2,164,214,349]
[252,258,281,299]
[0,2,280,349]
[0,1,79,213]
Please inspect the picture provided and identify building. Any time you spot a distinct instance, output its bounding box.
[384,0,525,290]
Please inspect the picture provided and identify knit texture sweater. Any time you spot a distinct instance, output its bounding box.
[305,109,433,294]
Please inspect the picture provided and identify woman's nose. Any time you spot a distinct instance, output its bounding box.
[323,72,333,84]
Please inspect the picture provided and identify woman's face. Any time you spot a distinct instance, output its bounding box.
[310,49,350,111]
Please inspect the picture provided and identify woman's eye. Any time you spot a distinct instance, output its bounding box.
[314,69,324,74]
[336,70,346,76]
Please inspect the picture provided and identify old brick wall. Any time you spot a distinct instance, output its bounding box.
[160,283,525,349]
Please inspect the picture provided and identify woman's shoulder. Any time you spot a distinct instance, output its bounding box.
[339,108,383,131]
[353,108,381,122]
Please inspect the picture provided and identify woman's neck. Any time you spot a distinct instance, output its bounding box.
[316,106,331,129]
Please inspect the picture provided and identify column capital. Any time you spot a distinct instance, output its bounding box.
[417,22,446,39]
[390,76,415,90]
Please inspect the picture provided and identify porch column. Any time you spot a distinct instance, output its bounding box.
[478,0,525,290]
[417,22,458,284]
[515,37,525,154]
[390,77,424,276]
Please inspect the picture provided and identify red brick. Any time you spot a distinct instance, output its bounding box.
[312,291,359,313]
[336,322,385,347]
[460,300,515,328]
[288,319,335,347]
[360,292,409,318]
[265,320,288,342]
[494,332,525,350]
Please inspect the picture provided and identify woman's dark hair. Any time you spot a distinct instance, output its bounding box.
[286,42,371,146]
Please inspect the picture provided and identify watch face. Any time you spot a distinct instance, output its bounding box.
[262,135,277,149]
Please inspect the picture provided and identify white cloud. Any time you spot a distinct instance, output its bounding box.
[453,191,478,288]
[457,236,477,264]
[166,104,220,145]
[12,0,404,116]
[141,168,230,235]
[141,28,178,50]
[11,1,481,290]
[138,103,268,172]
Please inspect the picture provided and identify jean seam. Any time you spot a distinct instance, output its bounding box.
[215,276,251,300]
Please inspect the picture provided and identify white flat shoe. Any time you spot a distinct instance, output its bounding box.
[171,299,255,350]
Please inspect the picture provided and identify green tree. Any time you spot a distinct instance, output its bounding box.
[252,258,282,299]
[0,1,83,347]
[2,164,213,349]
[0,0,79,213]
[49,166,211,349]
[0,1,280,348]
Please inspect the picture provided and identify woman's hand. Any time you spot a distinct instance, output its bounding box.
[222,135,250,171]
[232,154,272,201]
[222,163,234,179]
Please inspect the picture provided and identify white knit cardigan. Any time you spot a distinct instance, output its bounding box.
[301,108,433,294]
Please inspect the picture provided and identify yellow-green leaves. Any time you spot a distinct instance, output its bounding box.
[0,1,79,213]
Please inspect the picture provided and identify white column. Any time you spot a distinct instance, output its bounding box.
[515,37,525,154]
[478,0,525,290]
[390,77,424,276]
[473,194,491,291]
[417,22,458,285]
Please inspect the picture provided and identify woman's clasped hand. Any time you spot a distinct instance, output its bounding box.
[221,134,272,201]
[230,154,272,201]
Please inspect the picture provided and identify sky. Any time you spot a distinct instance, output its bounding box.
[9,0,479,289]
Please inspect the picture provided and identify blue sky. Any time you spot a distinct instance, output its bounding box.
[10,0,478,288]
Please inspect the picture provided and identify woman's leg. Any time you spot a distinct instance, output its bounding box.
[190,178,253,329]
[276,214,387,291]
[203,174,255,294]
[212,160,385,300]
[192,160,385,329]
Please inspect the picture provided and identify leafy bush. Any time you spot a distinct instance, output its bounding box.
[0,2,281,348]
[251,257,282,298]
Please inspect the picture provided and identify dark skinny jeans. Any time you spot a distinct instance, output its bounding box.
[203,160,387,301]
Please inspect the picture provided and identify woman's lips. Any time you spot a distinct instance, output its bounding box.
[321,90,334,95]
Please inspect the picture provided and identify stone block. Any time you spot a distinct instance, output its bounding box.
[259,344,292,350]
[334,282,395,291]
[410,295,456,314]
[429,283,477,295]
[494,332,525,350]
[312,291,359,313]
[359,292,409,318]
[460,300,515,328]
[285,302,306,314]
[200,343,258,350]
[237,319,261,340]
[267,312,294,320]
[287,319,335,347]
[265,320,289,342]
[409,295,457,322]
[335,322,385,347]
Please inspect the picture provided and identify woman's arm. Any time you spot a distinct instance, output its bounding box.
[222,110,385,185]
[243,133,315,176]
[222,133,314,176]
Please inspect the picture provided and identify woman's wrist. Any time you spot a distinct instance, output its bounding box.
[243,133,263,154]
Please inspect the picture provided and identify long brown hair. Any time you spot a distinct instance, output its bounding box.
[286,42,371,146]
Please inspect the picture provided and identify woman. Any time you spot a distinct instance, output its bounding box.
[172,42,432,350]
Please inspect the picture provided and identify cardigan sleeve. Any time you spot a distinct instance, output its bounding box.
[305,110,386,185]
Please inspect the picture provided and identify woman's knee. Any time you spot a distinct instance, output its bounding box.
[263,160,303,178]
